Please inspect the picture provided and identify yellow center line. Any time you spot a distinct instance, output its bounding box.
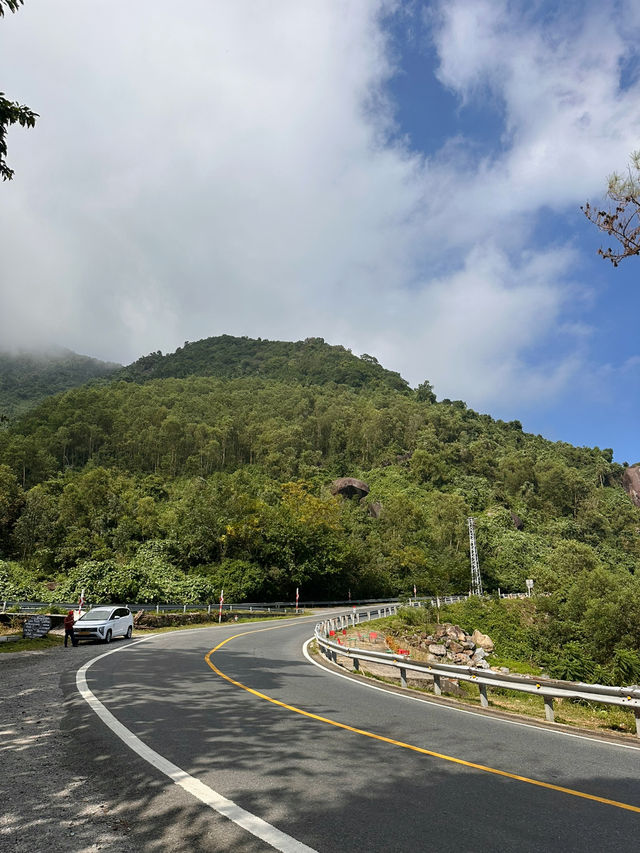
[204,624,640,815]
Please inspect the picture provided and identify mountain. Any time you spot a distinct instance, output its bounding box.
[0,347,120,420]
[2,332,639,680]
[117,335,411,393]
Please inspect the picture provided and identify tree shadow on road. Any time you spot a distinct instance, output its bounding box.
[4,631,640,853]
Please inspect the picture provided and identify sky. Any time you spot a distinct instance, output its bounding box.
[1,0,639,462]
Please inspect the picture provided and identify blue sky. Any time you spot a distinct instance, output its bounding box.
[381,1,640,461]
[1,0,639,462]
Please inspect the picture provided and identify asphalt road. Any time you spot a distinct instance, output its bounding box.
[68,615,640,852]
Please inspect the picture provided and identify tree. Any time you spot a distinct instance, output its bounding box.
[0,463,23,554]
[582,152,640,266]
[1,0,38,181]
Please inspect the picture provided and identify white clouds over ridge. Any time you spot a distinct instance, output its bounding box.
[0,0,638,415]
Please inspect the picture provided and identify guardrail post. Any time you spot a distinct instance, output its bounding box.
[543,696,555,722]
[353,657,360,671]
[478,683,489,708]
[400,667,407,688]
[368,611,371,621]
[433,674,442,695]
[635,710,640,737]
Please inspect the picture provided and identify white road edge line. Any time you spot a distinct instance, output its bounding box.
[76,637,318,853]
[302,638,640,752]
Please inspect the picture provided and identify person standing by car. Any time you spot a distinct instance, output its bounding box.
[64,610,78,647]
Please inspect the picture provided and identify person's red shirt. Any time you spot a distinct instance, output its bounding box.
[64,612,75,630]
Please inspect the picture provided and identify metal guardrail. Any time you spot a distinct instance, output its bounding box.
[1,592,530,615]
[315,608,640,737]
[0,600,304,615]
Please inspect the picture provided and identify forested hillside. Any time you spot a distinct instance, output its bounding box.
[0,347,120,420]
[0,328,640,620]
[117,335,411,393]
[1,335,640,670]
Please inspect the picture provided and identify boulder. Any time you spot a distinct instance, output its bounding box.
[330,477,370,500]
[443,624,466,643]
[367,501,382,518]
[622,464,640,507]
[471,629,494,652]
[428,643,446,656]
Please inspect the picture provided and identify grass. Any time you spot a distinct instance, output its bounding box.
[0,635,63,653]
[488,655,542,675]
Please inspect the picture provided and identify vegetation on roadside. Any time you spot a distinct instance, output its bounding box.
[340,604,640,735]
[384,601,640,687]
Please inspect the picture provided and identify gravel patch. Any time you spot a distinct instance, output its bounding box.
[0,643,135,853]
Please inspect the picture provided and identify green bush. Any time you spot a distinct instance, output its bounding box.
[542,642,598,682]
[610,647,640,686]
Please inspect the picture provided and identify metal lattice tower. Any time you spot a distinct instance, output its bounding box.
[468,517,483,597]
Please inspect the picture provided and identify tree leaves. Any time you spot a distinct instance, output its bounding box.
[1,2,38,181]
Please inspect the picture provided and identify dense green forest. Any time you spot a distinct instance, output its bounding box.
[0,347,120,420]
[1,335,639,671]
[116,335,411,392]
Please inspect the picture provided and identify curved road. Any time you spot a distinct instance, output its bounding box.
[66,614,640,852]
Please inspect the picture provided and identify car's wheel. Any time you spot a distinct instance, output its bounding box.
[105,629,112,644]
[125,625,132,639]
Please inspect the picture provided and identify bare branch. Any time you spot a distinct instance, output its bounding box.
[582,151,640,266]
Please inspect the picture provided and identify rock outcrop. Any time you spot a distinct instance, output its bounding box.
[622,464,640,507]
[330,477,370,499]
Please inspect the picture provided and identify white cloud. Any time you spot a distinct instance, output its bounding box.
[344,243,584,406]
[0,0,637,415]
[431,0,640,214]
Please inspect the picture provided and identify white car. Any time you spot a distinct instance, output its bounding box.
[74,606,133,643]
